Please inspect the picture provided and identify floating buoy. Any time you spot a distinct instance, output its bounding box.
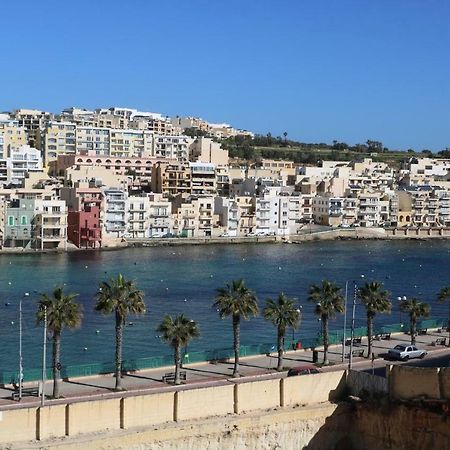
[96,330,100,334]
[83,347,88,351]
[85,265,88,269]
[8,282,11,285]
[184,298,187,302]
[11,321,14,325]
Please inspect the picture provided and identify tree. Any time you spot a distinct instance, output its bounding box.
[95,274,145,390]
[36,287,82,398]
[308,281,344,364]
[263,293,301,371]
[400,298,430,345]
[358,282,391,357]
[213,279,258,377]
[437,287,450,346]
[157,314,199,385]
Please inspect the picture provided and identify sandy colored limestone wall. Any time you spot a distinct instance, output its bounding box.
[390,366,441,400]
[122,392,174,428]
[236,379,281,413]
[284,371,346,406]
[177,384,234,421]
[37,404,66,440]
[67,398,121,436]
[0,407,37,442]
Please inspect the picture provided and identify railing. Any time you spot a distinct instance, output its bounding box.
[0,318,445,385]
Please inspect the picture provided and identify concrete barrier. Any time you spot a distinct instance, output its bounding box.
[284,370,346,406]
[439,367,450,400]
[37,404,66,440]
[122,392,174,428]
[235,379,281,413]
[177,384,235,421]
[390,366,440,400]
[0,407,37,443]
[67,398,121,436]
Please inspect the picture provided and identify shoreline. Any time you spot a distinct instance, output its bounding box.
[2,227,450,255]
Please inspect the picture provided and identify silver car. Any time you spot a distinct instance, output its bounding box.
[388,344,427,361]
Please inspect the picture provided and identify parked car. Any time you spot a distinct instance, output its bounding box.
[162,232,176,238]
[150,232,164,238]
[287,365,321,377]
[387,344,427,361]
[219,232,231,237]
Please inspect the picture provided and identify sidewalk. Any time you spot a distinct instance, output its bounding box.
[1,327,449,409]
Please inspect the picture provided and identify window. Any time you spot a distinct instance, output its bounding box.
[21,216,27,225]
[8,216,14,226]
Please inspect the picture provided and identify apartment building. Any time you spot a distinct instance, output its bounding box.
[154,136,191,159]
[312,196,346,227]
[37,121,77,163]
[4,198,35,248]
[147,193,172,237]
[11,109,53,147]
[189,137,229,166]
[61,183,103,248]
[357,192,389,227]
[34,199,67,250]
[7,145,43,186]
[109,129,154,157]
[102,187,128,238]
[0,120,28,158]
[76,126,110,155]
[190,162,216,195]
[151,161,191,196]
[126,195,150,239]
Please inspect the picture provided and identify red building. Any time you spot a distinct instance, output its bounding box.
[61,184,103,248]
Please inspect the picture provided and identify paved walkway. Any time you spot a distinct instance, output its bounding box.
[1,327,449,409]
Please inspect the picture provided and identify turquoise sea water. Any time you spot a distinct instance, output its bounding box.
[0,240,449,376]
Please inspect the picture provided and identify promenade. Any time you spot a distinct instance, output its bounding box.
[1,327,449,409]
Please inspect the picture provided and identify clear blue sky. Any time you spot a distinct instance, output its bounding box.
[1,0,449,151]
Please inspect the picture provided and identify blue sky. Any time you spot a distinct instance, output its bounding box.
[1,0,449,150]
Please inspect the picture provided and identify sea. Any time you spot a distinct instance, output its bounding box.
[0,240,448,373]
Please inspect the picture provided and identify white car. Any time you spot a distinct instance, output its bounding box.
[388,344,427,361]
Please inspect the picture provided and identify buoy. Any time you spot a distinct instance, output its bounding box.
[278,266,282,270]
[83,347,88,351]
[96,330,100,334]
[85,265,88,269]
[11,321,14,325]
[8,282,11,285]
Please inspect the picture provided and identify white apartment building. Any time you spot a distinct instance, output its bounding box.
[147,194,172,237]
[126,195,150,239]
[154,136,191,159]
[34,199,68,250]
[76,126,110,155]
[103,187,128,237]
[190,162,216,195]
[7,145,43,186]
[312,196,346,227]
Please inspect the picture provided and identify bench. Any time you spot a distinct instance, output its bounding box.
[432,337,447,346]
[417,328,427,335]
[11,386,39,401]
[345,337,362,346]
[375,332,391,341]
[345,349,365,359]
[162,371,187,383]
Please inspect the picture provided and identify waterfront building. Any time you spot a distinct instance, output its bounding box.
[214,197,238,236]
[102,187,128,238]
[4,198,35,248]
[34,199,68,250]
[216,166,230,197]
[61,183,103,248]
[312,195,346,227]
[147,193,172,237]
[126,195,151,239]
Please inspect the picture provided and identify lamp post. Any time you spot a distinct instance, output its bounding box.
[19,292,29,400]
[292,306,302,349]
[341,281,349,362]
[41,305,47,406]
[349,275,364,370]
[397,296,406,330]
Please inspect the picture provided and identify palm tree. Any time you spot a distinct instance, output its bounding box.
[213,279,258,377]
[95,274,145,390]
[400,298,430,345]
[437,286,450,346]
[157,314,199,385]
[308,280,344,365]
[263,293,301,371]
[36,287,82,398]
[358,281,391,358]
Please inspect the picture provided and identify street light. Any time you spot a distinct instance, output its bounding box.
[349,275,364,370]
[397,296,406,329]
[41,305,47,406]
[19,292,29,401]
[292,306,302,349]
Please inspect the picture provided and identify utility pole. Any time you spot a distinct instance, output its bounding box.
[19,292,29,400]
[341,281,348,362]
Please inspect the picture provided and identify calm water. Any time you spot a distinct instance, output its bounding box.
[0,240,449,373]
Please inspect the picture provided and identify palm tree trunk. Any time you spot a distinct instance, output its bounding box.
[174,343,181,385]
[322,315,329,365]
[367,313,373,358]
[277,326,284,371]
[52,331,61,398]
[448,304,450,347]
[232,314,240,377]
[411,314,416,345]
[115,311,124,390]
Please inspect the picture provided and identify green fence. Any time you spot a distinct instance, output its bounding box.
[0,317,446,384]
